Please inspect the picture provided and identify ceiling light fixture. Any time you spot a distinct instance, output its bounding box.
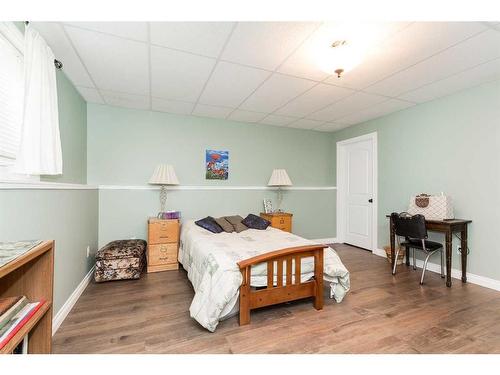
[318,39,363,78]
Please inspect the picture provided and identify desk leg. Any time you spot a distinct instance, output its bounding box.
[445,231,452,287]
[390,217,396,268]
[461,226,468,283]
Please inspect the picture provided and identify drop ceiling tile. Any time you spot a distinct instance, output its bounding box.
[152,97,194,115]
[221,22,319,70]
[151,45,216,102]
[315,122,349,132]
[150,22,235,57]
[63,22,148,42]
[227,109,267,123]
[239,73,316,113]
[324,22,486,90]
[198,61,270,107]
[287,118,325,130]
[32,22,94,87]
[101,90,150,110]
[275,83,354,117]
[259,114,297,127]
[192,104,233,119]
[400,58,500,103]
[308,91,388,121]
[64,25,149,95]
[482,22,500,31]
[337,99,415,125]
[365,29,500,96]
[278,22,410,81]
[76,86,104,104]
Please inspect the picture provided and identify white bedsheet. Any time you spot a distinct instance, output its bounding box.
[179,220,350,332]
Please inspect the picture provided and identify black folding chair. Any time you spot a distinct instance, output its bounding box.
[391,212,445,284]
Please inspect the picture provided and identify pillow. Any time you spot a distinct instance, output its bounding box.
[195,216,223,233]
[242,214,270,230]
[214,217,234,233]
[224,215,248,233]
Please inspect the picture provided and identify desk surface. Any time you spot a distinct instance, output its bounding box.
[386,215,471,225]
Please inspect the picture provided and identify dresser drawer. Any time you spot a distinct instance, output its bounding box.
[148,243,178,266]
[148,220,179,244]
[271,216,292,231]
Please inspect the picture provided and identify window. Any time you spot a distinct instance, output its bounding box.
[0,22,38,182]
[0,23,23,166]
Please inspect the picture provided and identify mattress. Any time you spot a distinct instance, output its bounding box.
[178,220,350,332]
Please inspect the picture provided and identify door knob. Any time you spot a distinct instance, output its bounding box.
[368,199,373,203]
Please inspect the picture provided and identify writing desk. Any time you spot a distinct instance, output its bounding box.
[387,215,472,287]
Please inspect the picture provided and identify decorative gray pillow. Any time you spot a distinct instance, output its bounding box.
[195,216,223,233]
[214,217,234,233]
[224,215,248,233]
[242,214,270,230]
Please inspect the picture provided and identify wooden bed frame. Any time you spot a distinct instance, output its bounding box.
[237,245,326,325]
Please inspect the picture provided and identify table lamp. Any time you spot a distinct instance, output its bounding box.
[268,169,292,212]
[149,164,179,216]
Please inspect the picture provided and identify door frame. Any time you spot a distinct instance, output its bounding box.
[336,132,378,252]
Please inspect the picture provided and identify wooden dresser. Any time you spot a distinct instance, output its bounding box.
[260,212,293,233]
[147,218,180,273]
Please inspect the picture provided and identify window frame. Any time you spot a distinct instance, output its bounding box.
[0,22,40,183]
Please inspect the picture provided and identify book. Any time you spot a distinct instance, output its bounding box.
[0,300,32,338]
[0,296,28,331]
[0,296,22,316]
[0,300,45,350]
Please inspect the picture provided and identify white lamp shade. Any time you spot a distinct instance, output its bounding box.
[149,164,179,185]
[268,169,292,186]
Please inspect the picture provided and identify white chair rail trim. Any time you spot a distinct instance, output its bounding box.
[0,181,336,191]
[99,185,337,191]
[0,180,98,190]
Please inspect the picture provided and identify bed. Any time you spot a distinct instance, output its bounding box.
[179,220,350,332]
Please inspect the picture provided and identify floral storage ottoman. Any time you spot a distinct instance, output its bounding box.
[94,239,147,282]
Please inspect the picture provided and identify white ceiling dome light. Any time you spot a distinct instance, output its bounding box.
[318,39,363,78]
[313,22,384,78]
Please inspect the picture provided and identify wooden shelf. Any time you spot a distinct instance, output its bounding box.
[0,302,51,354]
[0,240,54,354]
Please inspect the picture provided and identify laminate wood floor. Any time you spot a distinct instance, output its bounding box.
[53,244,500,354]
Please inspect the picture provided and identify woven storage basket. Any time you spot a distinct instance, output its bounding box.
[383,245,404,265]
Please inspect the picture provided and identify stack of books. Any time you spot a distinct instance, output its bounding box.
[0,296,45,350]
[159,210,181,220]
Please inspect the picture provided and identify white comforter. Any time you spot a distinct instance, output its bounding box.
[179,220,350,332]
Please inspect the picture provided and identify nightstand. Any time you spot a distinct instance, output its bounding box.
[147,218,180,273]
[260,212,293,233]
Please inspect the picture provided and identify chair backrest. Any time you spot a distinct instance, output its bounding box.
[390,212,427,240]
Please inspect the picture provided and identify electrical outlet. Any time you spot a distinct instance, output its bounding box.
[86,246,90,258]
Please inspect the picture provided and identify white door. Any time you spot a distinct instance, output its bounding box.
[339,136,375,250]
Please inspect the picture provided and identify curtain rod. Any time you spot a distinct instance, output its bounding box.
[24,21,63,70]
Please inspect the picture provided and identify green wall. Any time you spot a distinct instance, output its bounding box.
[331,80,500,281]
[87,104,333,186]
[1,67,96,316]
[0,189,98,313]
[42,71,87,184]
[87,104,336,245]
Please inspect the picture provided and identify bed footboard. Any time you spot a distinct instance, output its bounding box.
[237,245,326,325]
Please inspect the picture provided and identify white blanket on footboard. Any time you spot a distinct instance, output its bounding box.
[178,220,350,332]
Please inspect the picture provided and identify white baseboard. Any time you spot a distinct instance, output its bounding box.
[373,249,500,291]
[52,266,94,335]
[311,237,338,244]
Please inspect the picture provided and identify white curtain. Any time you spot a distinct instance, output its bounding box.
[14,25,62,175]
